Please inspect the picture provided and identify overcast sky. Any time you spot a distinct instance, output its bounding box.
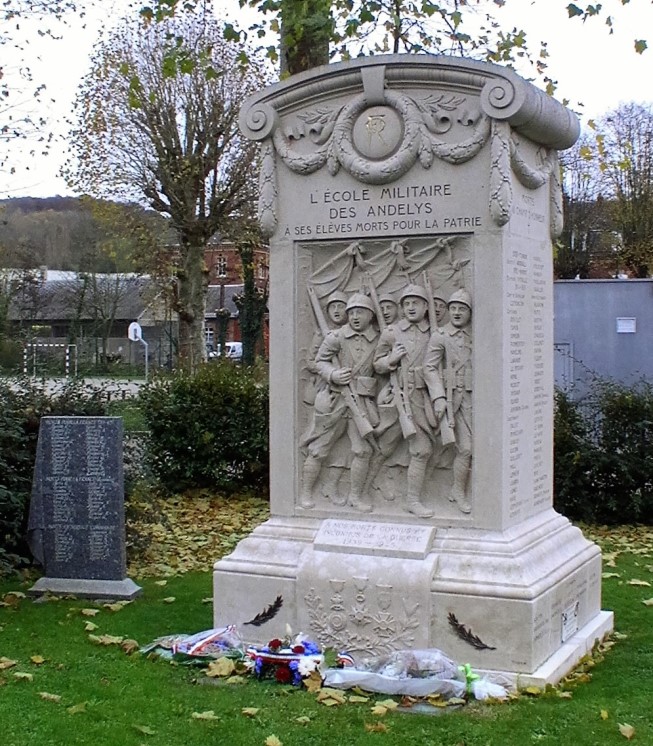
[2,0,652,199]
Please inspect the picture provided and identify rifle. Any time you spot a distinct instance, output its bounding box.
[366,275,416,439]
[440,362,456,446]
[422,270,437,333]
[307,285,375,441]
[423,271,455,444]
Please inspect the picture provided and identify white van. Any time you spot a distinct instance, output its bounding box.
[208,342,243,361]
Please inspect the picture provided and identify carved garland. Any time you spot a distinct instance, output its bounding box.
[271,90,491,186]
[304,586,420,656]
[489,120,512,227]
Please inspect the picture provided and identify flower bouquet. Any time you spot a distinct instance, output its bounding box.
[246,636,323,686]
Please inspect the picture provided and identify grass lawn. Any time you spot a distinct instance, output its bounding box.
[1,503,652,746]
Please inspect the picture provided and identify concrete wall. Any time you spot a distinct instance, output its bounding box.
[554,279,653,397]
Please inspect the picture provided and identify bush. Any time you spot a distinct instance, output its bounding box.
[0,378,109,575]
[139,361,269,494]
[554,380,653,524]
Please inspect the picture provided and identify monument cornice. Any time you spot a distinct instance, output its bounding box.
[240,54,580,151]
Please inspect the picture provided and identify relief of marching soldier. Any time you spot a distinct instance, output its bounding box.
[299,292,380,512]
[424,288,473,513]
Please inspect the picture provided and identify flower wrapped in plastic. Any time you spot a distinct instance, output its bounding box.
[323,648,467,697]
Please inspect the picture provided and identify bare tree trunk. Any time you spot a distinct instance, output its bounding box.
[175,242,209,373]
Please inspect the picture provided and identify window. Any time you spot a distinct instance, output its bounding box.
[215,255,228,278]
[616,317,636,334]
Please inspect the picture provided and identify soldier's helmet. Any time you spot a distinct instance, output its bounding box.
[345,293,375,313]
[326,291,348,307]
[399,284,429,303]
[448,288,472,309]
[378,293,397,305]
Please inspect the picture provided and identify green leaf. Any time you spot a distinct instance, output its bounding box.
[223,23,241,43]
[634,39,647,54]
[567,4,584,17]
[161,53,177,78]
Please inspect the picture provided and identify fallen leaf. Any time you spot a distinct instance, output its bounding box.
[201,597,212,604]
[226,675,247,684]
[3,591,25,606]
[265,737,283,746]
[39,692,62,702]
[13,672,34,681]
[80,609,100,617]
[600,709,609,720]
[84,622,99,632]
[303,670,323,693]
[316,688,347,706]
[524,686,543,696]
[557,691,573,699]
[365,722,388,732]
[154,580,167,586]
[0,658,17,670]
[242,707,259,718]
[370,705,388,716]
[642,598,653,606]
[30,655,46,665]
[206,658,235,678]
[104,601,131,612]
[133,725,156,735]
[121,639,140,655]
[375,698,399,710]
[602,573,621,579]
[295,716,311,725]
[88,634,124,646]
[349,695,369,703]
[163,597,176,604]
[626,579,651,587]
[191,710,219,721]
[67,702,88,714]
[618,723,636,740]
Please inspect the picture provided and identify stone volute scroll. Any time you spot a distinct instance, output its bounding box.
[215,55,612,690]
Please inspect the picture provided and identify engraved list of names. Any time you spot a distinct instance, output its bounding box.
[30,417,126,581]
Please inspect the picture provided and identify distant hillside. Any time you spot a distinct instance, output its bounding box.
[0,197,170,273]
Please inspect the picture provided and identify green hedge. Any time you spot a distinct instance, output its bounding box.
[554,381,653,524]
[138,361,269,494]
[0,379,109,575]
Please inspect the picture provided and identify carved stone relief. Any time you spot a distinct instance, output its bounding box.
[298,236,473,518]
[304,578,420,656]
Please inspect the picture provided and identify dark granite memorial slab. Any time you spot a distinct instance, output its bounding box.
[27,416,141,600]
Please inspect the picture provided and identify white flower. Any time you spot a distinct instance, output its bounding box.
[298,655,323,677]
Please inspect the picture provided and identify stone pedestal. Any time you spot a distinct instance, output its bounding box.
[213,55,612,686]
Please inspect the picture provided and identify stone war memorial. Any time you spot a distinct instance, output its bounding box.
[27,416,141,600]
[213,55,613,686]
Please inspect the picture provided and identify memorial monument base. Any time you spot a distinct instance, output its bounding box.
[213,508,612,688]
[28,576,142,601]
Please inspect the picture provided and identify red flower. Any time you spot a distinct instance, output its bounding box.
[268,638,283,651]
[275,665,292,684]
[292,644,305,654]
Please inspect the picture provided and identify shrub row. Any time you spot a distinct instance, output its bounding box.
[138,361,269,494]
[554,380,653,524]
